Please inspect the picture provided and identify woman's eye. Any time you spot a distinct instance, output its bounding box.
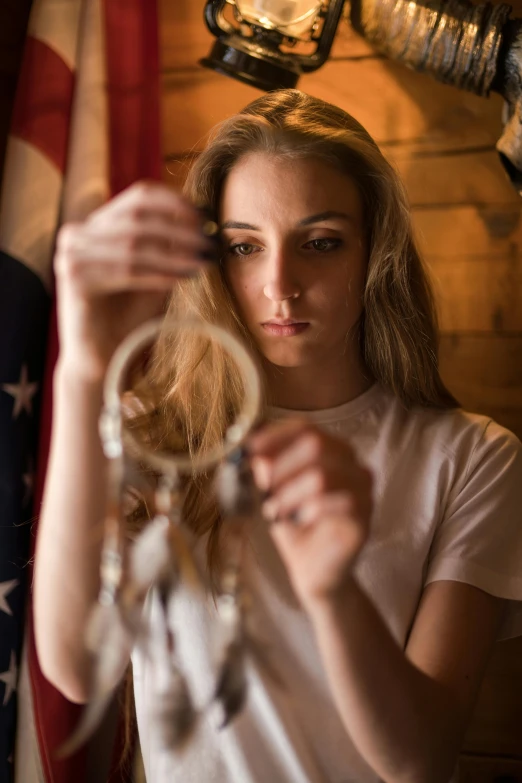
[305,238,342,253]
[228,243,259,257]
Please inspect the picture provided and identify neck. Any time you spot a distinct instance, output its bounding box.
[263,351,372,411]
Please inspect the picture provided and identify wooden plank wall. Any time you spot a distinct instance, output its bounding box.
[159,2,522,778]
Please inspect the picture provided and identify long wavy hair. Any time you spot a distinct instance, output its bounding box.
[120,88,459,766]
[127,88,457,552]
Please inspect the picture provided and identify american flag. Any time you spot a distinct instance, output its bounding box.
[0,0,161,781]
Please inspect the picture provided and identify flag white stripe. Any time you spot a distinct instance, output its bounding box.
[0,138,61,290]
[28,0,83,72]
[62,0,109,223]
[14,641,45,783]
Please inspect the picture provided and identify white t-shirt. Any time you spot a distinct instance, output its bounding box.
[132,384,522,783]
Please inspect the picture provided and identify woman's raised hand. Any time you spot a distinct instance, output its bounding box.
[54,181,216,377]
[248,420,373,614]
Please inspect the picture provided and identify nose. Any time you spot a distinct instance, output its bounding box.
[263,249,301,303]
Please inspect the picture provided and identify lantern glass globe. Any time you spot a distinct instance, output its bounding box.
[234,0,323,39]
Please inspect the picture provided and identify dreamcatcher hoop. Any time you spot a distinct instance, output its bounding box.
[99,316,263,474]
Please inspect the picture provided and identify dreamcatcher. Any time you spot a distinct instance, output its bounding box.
[59,300,264,755]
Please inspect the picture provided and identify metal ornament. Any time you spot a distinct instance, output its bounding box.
[346,0,522,189]
[60,317,262,756]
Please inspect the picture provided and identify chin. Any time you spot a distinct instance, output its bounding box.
[260,346,315,369]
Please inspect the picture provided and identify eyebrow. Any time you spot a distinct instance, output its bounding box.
[221,211,353,231]
[299,210,355,226]
[221,220,260,230]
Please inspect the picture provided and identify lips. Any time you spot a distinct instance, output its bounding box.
[261,320,310,337]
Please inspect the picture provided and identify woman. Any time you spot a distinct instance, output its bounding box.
[34,89,522,783]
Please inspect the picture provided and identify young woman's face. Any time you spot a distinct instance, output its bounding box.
[220,153,368,371]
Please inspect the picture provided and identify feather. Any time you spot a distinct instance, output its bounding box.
[153,666,198,750]
[127,513,171,593]
[212,638,247,729]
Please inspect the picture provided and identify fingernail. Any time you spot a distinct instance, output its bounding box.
[197,248,220,264]
[196,205,215,223]
[227,446,248,465]
[196,206,225,262]
[197,206,219,238]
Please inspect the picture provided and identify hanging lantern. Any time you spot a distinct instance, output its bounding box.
[200,0,346,92]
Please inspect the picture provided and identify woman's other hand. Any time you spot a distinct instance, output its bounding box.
[248,419,373,613]
[54,180,216,377]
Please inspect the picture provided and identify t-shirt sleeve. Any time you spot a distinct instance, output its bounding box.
[425,419,522,639]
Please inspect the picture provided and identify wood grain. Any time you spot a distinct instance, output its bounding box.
[439,334,522,437]
[161,59,506,154]
[414,206,522,260]
[431,258,522,333]
[394,150,520,208]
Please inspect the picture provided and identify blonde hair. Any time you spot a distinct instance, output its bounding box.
[128,88,457,548]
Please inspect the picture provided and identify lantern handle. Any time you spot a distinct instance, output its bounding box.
[203,0,233,38]
[299,0,347,73]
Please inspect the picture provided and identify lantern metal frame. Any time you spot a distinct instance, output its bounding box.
[200,0,346,91]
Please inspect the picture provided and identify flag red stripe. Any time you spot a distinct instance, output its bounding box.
[11,37,75,174]
[103,0,162,195]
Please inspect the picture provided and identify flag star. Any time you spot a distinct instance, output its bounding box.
[1,364,39,418]
[0,580,18,617]
[0,650,17,706]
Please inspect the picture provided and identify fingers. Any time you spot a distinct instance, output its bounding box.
[249,419,372,607]
[82,218,217,259]
[55,189,217,293]
[56,234,208,291]
[263,463,372,525]
[249,419,357,494]
[248,419,373,528]
[263,467,358,521]
[248,418,315,456]
[270,501,368,599]
[270,496,368,612]
[272,494,368,553]
[87,180,202,230]
[294,493,361,526]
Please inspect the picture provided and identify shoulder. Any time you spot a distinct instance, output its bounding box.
[370,389,521,493]
[383,388,520,461]
[420,407,521,471]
